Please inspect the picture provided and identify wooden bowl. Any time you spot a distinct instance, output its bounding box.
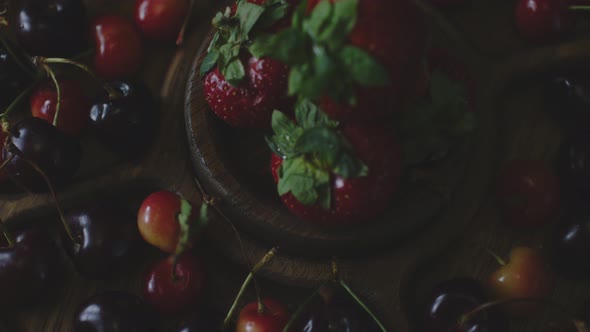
[185,29,489,258]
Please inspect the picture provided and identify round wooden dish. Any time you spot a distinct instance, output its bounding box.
[185,27,487,258]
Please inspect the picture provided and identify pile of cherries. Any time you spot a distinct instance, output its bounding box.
[414,70,590,331]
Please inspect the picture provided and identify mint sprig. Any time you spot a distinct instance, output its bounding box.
[200,0,290,85]
[399,70,476,166]
[249,0,390,105]
[268,100,368,208]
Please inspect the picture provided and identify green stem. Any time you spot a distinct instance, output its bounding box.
[5,144,78,249]
[0,82,38,121]
[338,279,388,332]
[570,5,590,10]
[485,249,506,266]
[42,64,61,127]
[223,247,278,329]
[0,36,36,78]
[282,285,325,332]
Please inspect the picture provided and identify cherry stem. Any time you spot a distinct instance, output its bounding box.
[41,64,61,127]
[6,144,78,248]
[0,82,38,122]
[223,247,278,329]
[177,0,195,46]
[282,282,328,332]
[0,37,36,78]
[570,5,590,10]
[485,249,506,266]
[339,279,388,332]
[459,297,572,328]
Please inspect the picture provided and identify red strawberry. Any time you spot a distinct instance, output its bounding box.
[268,101,402,224]
[201,0,294,128]
[307,0,428,122]
[204,57,289,128]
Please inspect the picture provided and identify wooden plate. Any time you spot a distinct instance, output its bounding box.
[185,27,489,258]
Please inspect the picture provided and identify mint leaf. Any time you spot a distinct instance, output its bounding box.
[256,0,290,30]
[292,0,309,29]
[340,46,390,86]
[224,58,246,85]
[278,156,331,207]
[303,0,332,40]
[249,28,306,63]
[200,50,219,76]
[332,0,358,36]
[295,98,338,129]
[237,1,266,39]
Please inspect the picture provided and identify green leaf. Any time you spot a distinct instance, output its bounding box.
[303,0,332,40]
[332,0,358,35]
[295,127,341,163]
[256,0,290,30]
[207,32,220,53]
[268,111,303,158]
[292,0,309,29]
[249,28,306,63]
[288,65,306,95]
[339,46,390,86]
[236,1,266,39]
[277,156,331,207]
[200,50,219,76]
[332,151,368,178]
[224,58,246,85]
[295,98,338,129]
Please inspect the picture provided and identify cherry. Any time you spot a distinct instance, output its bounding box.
[63,199,143,279]
[2,117,82,192]
[137,191,183,253]
[294,289,380,332]
[174,312,220,332]
[0,41,34,110]
[30,79,90,137]
[545,73,590,132]
[73,291,158,332]
[89,81,156,158]
[488,247,552,316]
[0,229,65,308]
[515,0,573,43]
[143,252,206,314]
[553,210,590,278]
[237,298,289,332]
[420,278,507,332]
[92,15,144,80]
[134,0,190,43]
[496,159,560,228]
[11,0,87,57]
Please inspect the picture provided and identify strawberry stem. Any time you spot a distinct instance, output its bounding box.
[5,143,78,248]
[176,0,195,46]
[41,64,61,127]
[338,279,387,332]
[223,247,278,329]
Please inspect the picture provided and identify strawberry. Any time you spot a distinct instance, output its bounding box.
[204,57,289,128]
[251,0,428,122]
[268,99,402,224]
[200,0,294,128]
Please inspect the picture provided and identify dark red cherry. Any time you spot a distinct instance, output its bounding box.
[143,252,206,314]
[421,278,508,332]
[92,15,144,80]
[134,0,190,43]
[553,210,590,278]
[237,298,290,332]
[2,117,82,192]
[64,199,143,280]
[515,0,572,43]
[89,81,156,159]
[30,79,90,137]
[74,291,158,332]
[496,159,560,228]
[0,229,65,308]
[0,41,34,110]
[11,0,87,57]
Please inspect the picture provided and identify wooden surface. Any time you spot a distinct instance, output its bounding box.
[0,0,589,331]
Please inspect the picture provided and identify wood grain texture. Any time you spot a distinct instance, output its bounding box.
[0,0,588,331]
